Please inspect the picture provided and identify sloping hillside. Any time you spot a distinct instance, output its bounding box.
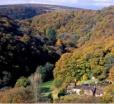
[0,4,77,20]
[53,35,114,92]
[29,6,114,46]
[0,15,61,86]
[0,5,114,103]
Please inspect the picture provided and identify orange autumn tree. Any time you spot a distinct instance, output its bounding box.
[53,36,114,92]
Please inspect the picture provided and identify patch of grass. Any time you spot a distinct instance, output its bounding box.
[41,81,53,89]
[41,81,53,97]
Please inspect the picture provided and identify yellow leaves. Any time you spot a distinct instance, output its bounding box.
[105,40,114,51]
[56,39,63,46]
[54,53,72,76]
[53,35,114,92]
[102,84,114,103]
[82,74,89,81]
[108,66,114,82]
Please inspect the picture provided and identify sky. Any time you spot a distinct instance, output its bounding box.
[0,0,114,10]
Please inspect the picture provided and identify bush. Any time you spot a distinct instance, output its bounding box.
[101,94,113,103]
[55,94,102,103]
[15,77,30,87]
[0,87,33,103]
[101,84,114,103]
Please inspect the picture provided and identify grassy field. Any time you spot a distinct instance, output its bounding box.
[41,80,53,97]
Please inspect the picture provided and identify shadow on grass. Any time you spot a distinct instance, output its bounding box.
[41,87,50,93]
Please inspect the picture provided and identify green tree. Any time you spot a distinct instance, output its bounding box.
[39,62,54,82]
[46,27,57,44]
[15,77,30,87]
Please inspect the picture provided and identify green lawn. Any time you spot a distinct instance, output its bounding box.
[41,80,53,89]
[40,80,53,97]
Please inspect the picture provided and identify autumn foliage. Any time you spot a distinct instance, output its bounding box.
[53,36,114,90]
[108,66,114,82]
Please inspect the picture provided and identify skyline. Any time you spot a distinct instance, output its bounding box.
[0,0,114,10]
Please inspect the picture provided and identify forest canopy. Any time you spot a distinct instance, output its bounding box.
[53,36,114,90]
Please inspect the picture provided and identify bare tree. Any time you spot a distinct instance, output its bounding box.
[29,68,42,102]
